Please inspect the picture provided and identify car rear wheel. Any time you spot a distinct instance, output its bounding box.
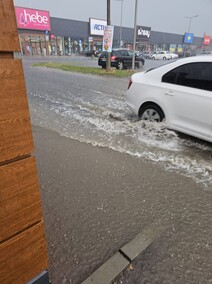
[139,104,165,122]
[163,57,167,60]
[117,61,124,70]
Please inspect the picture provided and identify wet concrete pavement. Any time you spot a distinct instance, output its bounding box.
[21,56,212,283]
[33,126,212,284]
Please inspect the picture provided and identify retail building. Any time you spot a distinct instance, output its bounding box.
[15,6,211,56]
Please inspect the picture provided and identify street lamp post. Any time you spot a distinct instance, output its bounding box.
[184,14,199,56]
[115,0,124,47]
[132,0,138,70]
[185,14,199,33]
[106,0,111,71]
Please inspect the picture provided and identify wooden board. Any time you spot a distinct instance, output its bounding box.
[0,59,34,163]
[0,157,43,242]
[0,222,48,284]
[0,0,20,52]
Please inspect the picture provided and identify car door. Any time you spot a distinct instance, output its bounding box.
[156,52,163,60]
[162,62,212,139]
[120,50,131,68]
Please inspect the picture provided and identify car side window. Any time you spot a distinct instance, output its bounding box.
[120,50,129,56]
[162,62,212,91]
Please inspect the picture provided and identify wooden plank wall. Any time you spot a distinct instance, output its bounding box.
[0,1,48,283]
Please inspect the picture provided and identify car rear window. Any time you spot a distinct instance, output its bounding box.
[100,51,116,57]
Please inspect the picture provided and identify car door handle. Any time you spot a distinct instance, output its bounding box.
[165,91,174,96]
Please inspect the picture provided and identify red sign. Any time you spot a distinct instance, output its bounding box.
[203,35,211,45]
[15,7,51,31]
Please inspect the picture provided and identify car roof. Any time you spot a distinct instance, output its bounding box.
[177,55,212,63]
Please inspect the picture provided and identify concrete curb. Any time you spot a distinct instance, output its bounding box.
[82,223,163,284]
[82,252,129,284]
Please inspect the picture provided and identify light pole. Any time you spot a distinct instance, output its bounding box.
[115,0,124,47]
[185,14,199,33]
[132,0,138,70]
[184,14,198,56]
[106,0,111,71]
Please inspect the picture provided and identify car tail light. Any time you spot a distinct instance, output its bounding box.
[128,79,132,90]
[111,55,117,60]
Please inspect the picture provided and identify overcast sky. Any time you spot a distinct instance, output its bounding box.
[14,0,212,37]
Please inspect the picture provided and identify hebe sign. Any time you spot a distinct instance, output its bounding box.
[15,7,51,31]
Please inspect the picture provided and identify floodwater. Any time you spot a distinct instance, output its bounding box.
[23,59,212,283]
[26,66,212,188]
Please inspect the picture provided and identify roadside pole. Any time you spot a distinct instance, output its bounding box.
[106,0,111,71]
[132,0,138,70]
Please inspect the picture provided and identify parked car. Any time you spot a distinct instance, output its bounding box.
[141,51,152,59]
[126,56,212,143]
[85,50,100,57]
[168,52,179,59]
[195,51,212,56]
[135,50,142,56]
[98,48,145,69]
[152,51,172,60]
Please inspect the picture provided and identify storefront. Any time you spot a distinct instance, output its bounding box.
[15,6,52,55]
[15,6,209,56]
[136,26,151,51]
[88,18,107,52]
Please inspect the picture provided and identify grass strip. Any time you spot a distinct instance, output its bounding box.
[32,62,137,77]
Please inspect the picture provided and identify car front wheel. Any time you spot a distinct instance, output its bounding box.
[139,104,165,122]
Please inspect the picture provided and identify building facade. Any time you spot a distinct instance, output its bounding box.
[15,6,212,56]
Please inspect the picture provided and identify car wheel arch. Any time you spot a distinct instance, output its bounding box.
[138,101,165,122]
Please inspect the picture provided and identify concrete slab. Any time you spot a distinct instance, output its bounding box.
[120,223,163,262]
[82,252,129,284]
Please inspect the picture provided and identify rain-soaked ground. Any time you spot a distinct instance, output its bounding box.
[24,58,212,188]
[22,57,212,283]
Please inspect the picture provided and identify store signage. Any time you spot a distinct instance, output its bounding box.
[90,18,107,36]
[203,35,211,45]
[136,26,151,40]
[15,7,51,31]
[184,33,194,44]
[169,44,176,52]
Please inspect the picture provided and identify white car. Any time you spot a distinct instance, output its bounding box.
[169,52,179,59]
[126,56,212,143]
[151,51,171,60]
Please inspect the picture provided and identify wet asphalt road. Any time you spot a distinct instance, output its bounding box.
[21,56,212,283]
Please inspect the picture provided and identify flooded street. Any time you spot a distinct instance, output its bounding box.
[22,57,212,283]
[24,59,212,187]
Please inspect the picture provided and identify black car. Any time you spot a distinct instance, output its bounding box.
[98,48,145,69]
